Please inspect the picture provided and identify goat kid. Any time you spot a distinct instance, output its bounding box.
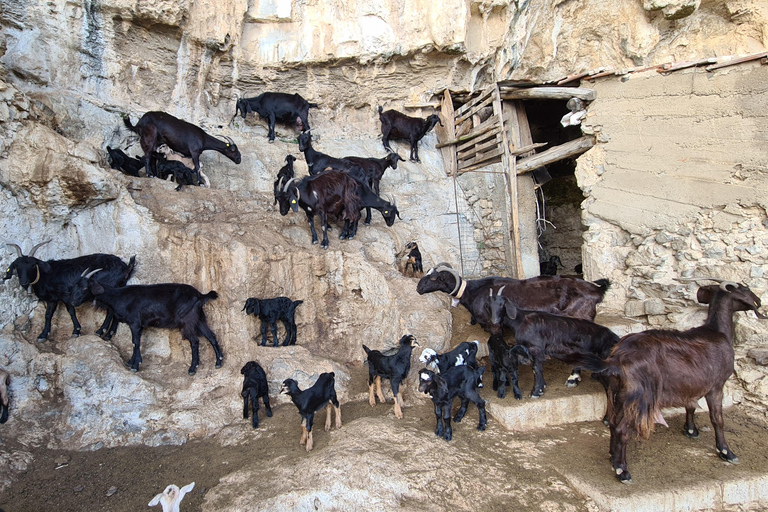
[487,333,529,400]
[106,146,143,177]
[418,366,486,441]
[575,278,766,484]
[4,241,136,341]
[0,368,9,424]
[72,272,223,375]
[418,340,479,375]
[378,106,442,162]
[124,111,241,185]
[539,255,563,276]
[235,92,318,142]
[243,297,303,346]
[149,482,195,512]
[363,334,418,419]
[273,155,297,205]
[241,361,272,428]
[489,286,619,400]
[281,372,342,452]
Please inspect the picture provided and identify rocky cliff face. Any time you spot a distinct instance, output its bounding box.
[0,0,767,492]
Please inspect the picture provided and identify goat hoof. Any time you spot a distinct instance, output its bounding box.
[130,367,139,373]
[514,393,522,400]
[268,139,275,144]
[683,427,699,439]
[477,424,486,431]
[71,332,80,338]
[718,449,740,464]
[36,337,47,343]
[266,410,273,417]
[188,368,197,376]
[312,240,319,245]
[215,360,223,368]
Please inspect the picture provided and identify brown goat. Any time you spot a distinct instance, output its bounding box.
[577,278,766,484]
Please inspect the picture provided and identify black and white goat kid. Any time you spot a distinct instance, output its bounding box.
[418,365,487,441]
[419,340,479,374]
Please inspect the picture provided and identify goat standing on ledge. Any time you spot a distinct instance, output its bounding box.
[378,106,442,162]
[418,365,487,441]
[281,372,342,452]
[363,334,419,419]
[124,111,241,185]
[235,92,318,142]
[575,278,766,484]
[419,340,479,375]
[243,296,303,347]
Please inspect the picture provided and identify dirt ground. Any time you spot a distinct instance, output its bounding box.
[2,307,768,512]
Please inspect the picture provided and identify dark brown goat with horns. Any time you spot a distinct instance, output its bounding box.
[124,111,241,186]
[574,277,766,484]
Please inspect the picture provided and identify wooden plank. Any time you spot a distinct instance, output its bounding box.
[515,135,596,174]
[435,90,458,177]
[458,147,505,169]
[499,87,597,102]
[657,57,717,74]
[499,92,524,277]
[509,142,548,156]
[436,114,500,148]
[458,157,503,173]
[457,135,502,162]
[455,93,495,124]
[454,88,493,118]
[456,125,501,153]
[403,102,441,109]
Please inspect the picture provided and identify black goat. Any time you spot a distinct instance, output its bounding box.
[342,152,405,196]
[273,155,297,205]
[235,92,318,142]
[281,372,342,452]
[241,361,272,428]
[418,366,486,441]
[418,340,479,375]
[4,241,136,341]
[378,106,442,162]
[0,368,9,424]
[71,274,223,375]
[350,181,400,229]
[298,131,365,177]
[362,334,419,419]
[106,146,143,177]
[124,111,241,185]
[277,171,362,249]
[149,153,204,191]
[574,278,766,484]
[487,333,528,400]
[489,287,619,399]
[243,297,303,347]
[539,255,563,276]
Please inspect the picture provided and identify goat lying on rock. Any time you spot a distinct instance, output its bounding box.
[419,340,479,374]
[72,271,223,375]
[378,106,442,162]
[243,297,303,346]
[574,278,766,484]
[363,334,418,419]
[0,368,9,424]
[149,482,195,512]
[4,241,136,342]
[281,372,342,452]
[418,365,486,441]
[241,361,272,428]
[106,146,143,177]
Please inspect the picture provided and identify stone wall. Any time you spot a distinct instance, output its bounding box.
[578,62,768,415]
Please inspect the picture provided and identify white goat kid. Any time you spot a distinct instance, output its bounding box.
[149,482,195,512]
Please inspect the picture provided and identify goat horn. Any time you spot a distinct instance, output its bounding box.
[278,176,285,190]
[84,268,102,279]
[283,177,296,192]
[30,265,40,286]
[498,285,506,295]
[6,243,23,257]
[675,276,739,292]
[28,239,51,258]
[433,264,463,296]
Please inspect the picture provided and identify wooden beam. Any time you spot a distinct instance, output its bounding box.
[435,90,458,177]
[456,125,501,153]
[499,87,597,102]
[515,135,596,175]
[458,136,502,162]
[455,93,495,124]
[436,114,500,148]
[458,158,503,173]
[706,51,768,71]
[509,142,548,156]
[458,147,504,168]
[499,92,524,277]
[454,88,493,118]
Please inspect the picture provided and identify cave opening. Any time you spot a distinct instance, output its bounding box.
[524,99,586,277]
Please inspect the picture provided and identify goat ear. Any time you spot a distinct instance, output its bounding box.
[504,301,518,320]
[89,281,105,295]
[179,482,195,497]
[696,286,717,304]
[39,261,52,273]
[148,493,163,507]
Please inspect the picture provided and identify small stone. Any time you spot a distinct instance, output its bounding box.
[748,349,768,366]
[74,486,84,493]
[54,455,71,465]
[106,486,118,497]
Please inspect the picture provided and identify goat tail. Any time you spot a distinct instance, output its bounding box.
[622,372,660,440]
[125,255,137,282]
[377,105,383,115]
[592,278,611,296]
[201,291,219,303]
[122,115,137,133]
